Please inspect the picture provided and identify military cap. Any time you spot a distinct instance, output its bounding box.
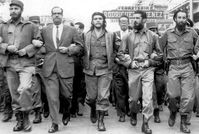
[10,0,24,10]
[29,16,40,23]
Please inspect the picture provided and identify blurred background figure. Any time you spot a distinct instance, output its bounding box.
[70,22,86,117]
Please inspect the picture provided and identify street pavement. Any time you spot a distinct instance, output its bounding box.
[0,105,199,134]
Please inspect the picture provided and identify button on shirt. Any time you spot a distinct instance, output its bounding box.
[7,18,24,49]
[133,29,150,61]
[160,27,198,59]
[89,30,108,76]
[53,24,63,49]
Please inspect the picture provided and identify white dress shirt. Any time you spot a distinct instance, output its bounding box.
[53,23,63,49]
[120,29,129,39]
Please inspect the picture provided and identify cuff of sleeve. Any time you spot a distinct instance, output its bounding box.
[128,61,132,69]
[0,43,9,54]
[148,59,153,66]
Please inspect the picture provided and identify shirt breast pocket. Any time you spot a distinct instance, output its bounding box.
[143,41,151,53]
[183,37,193,50]
[168,37,177,50]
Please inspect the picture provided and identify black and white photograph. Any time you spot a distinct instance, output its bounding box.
[0,0,199,133]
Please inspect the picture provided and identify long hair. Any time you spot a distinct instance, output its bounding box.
[90,12,106,31]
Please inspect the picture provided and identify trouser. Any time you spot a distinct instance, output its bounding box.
[34,69,49,113]
[85,73,112,111]
[112,66,129,116]
[193,75,199,113]
[153,72,167,109]
[71,60,86,114]
[45,71,73,124]
[0,67,12,115]
[6,66,35,112]
[167,63,195,115]
[128,67,154,120]
[31,74,42,109]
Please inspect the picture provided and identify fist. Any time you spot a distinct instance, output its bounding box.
[0,37,3,43]
[192,55,198,60]
[32,40,43,47]
[150,53,158,59]
[17,49,26,56]
[58,46,68,53]
[7,45,18,53]
[141,60,150,68]
[131,61,139,69]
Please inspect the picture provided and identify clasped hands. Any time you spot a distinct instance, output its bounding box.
[6,45,26,56]
[58,44,76,55]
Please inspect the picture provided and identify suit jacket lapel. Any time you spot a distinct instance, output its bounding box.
[47,25,56,49]
[58,25,67,46]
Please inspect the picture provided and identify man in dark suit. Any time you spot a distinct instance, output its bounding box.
[111,15,130,122]
[41,6,83,133]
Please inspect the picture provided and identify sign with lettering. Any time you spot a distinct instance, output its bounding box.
[104,10,164,19]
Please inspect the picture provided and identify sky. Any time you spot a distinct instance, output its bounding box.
[0,0,182,31]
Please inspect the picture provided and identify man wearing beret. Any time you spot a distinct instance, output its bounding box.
[29,16,50,124]
[0,0,43,132]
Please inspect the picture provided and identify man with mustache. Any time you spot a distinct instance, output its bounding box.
[160,10,199,133]
[0,0,43,132]
[83,12,118,131]
[41,6,83,133]
[116,10,162,134]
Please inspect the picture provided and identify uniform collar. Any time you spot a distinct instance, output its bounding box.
[170,27,190,34]
[133,27,147,34]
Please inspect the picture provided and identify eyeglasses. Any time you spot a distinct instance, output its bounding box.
[52,12,62,15]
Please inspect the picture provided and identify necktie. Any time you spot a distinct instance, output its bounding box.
[56,25,60,47]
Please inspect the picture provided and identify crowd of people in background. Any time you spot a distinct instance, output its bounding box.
[1,0,199,134]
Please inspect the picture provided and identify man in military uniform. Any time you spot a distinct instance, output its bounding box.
[83,12,118,131]
[116,10,162,134]
[0,0,42,132]
[160,10,198,133]
[0,20,13,122]
[29,16,49,124]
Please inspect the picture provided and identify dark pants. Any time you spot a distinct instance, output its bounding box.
[0,67,12,115]
[32,74,42,109]
[71,57,86,114]
[111,66,129,116]
[153,71,167,109]
[45,67,73,124]
[35,68,49,113]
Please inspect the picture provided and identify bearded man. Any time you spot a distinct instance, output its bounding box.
[116,10,162,134]
[160,10,199,133]
[0,0,42,132]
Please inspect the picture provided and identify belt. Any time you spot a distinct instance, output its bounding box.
[170,58,191,65]
[9,54,19,59]
[9,54,27,59]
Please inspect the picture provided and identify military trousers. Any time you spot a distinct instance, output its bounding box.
[128,67,154,120]
[6,66,35,112]
[85,73,112,111]
[167,62,195,115]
